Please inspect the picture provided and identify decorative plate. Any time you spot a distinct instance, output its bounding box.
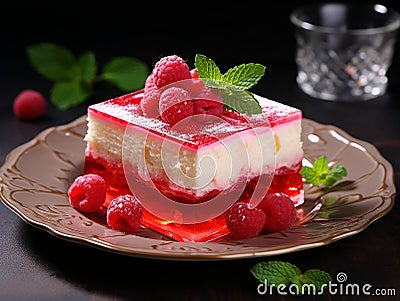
[0,116,396,260]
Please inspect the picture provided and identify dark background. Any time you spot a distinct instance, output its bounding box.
[2,0,400,132]
[1,1,400,300]
[2,0,400,109]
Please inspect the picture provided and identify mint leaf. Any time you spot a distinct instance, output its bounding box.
[312,155,329,175]
[299,165,322,185]
[300,155,347,187]
[194,54,265,115]
[250,261,301,286]
[194,54,222,80]
[26,43,150,110]
[323,164,347,187]
[250,261,332,294]
[77,51,97,83]
[101,56,149,91]
[51,81,90,110]
[222,63,266,90]
[221,89,262,114]
[299,269,332,291]
[27,43,76,81]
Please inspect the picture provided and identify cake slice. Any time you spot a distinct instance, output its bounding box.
[84,93,303,242]
[83,55,304,242]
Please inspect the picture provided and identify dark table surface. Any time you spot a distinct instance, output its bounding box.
[1,2,400,300]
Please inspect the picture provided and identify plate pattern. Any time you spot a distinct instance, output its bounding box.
[0,116,396,259]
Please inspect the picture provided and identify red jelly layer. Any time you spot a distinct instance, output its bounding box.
[84,154,304,242]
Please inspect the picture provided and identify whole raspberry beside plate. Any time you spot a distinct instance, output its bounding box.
[107,194,143,234]
[226,201,266,239]
[13,89,47,120]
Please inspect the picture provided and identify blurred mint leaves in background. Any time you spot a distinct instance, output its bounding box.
[27,43,149,110]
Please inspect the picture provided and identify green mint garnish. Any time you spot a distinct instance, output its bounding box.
[194,54,222,81]
[296,269,333,291]
[251,261,332,293]
[300,155,347,187]
[251,261,301,286]
[27,43,149,110]
[194,54,265,114]
[100,56,149,91]
[51,81,91,110]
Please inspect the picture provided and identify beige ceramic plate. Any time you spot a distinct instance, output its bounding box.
[0,116,396,260]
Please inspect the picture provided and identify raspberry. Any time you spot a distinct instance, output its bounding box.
[193,87,224,117]
[190,68,199,79]
[226,202,266,239]
[152,55,191,88]
[13,89,47,120]
[107,194,143,234]
[141,75,160,118]
[258,192,297,233]
[159,86,193,125]
[184,78,206,98]
[68,174,106,212]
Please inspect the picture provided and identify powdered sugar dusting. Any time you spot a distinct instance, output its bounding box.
[88,91,301,147]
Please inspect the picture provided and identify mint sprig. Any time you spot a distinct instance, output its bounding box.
[251,261,332,293]
[27,43,149,110]
[300,155,347,187]
[194,54,265,114]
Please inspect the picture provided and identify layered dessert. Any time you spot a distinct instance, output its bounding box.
[83,54,304,242]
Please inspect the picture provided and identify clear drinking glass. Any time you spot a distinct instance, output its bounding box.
[290,3,400,101]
